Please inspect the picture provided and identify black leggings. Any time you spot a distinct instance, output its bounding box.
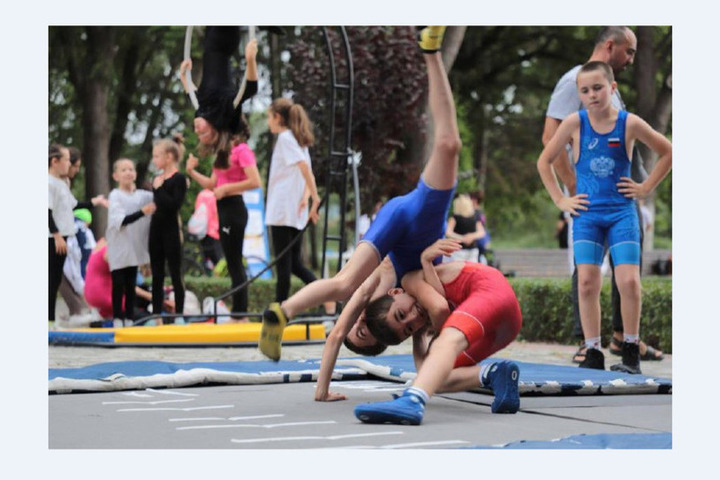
[111,266,138,321]
[270,225,317,303]
[218,195,248,314]
[149,221,184,322]
[48,237,67,321]
[199,26,240,95]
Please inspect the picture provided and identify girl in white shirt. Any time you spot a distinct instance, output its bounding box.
[106,158,156,326]
[264,98,321,303]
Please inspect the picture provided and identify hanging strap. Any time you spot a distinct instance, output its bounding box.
[183,26,199,110]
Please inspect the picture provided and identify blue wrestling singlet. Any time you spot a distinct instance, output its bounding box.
[573,110,640,266]
[360,176,455,281]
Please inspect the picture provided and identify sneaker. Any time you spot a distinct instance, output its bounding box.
[578,347,605,370]
[417,26,447,53]
[67,313,95,328]
[485,361,520,414]
[354,390,425,425]
[610,341,642,374]
[54,317,70,330]
[112,318,124,328]
[259,302,288,361]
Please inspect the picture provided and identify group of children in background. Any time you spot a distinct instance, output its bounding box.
[49,100,321,327]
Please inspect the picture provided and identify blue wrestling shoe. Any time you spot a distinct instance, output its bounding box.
[486,361,520,414]
[354,390,426,425]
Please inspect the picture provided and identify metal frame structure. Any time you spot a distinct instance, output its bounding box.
[319,27,354,277]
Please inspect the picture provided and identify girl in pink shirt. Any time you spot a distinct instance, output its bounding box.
[186,116,261,320]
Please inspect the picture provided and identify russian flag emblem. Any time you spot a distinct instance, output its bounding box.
[608,137,621,147]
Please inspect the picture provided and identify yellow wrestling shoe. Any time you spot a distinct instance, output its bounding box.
[418,26,447,53]
[259,302,288,361]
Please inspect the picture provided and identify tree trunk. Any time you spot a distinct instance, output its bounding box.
[82,27,117,238]
[634,26,672,251]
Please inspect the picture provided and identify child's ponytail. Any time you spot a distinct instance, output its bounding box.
[270,98,315,148]
[288,103,315,148]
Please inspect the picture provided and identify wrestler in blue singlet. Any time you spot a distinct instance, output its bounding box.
[573,109,640,266]
[360,176,455,282]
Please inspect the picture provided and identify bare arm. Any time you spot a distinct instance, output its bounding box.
[185,154,217,190]
[537,114,589,216]
[315,259,396,401]
[296,162,321,224]
[617,114,673,198]
[402,271,451,332]
[244,39,258,82]
[542,116,576,196]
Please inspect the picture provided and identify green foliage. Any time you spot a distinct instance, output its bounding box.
[509,277,672,352]
[183,275,672,352]
[184,276,309,315]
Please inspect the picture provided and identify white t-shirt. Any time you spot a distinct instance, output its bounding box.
[106,188,153,271]
[48,175,78,237]
[265,129,312,230]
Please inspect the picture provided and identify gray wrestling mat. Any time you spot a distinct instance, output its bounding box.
[49,355,671,449]
[49,380,671,449]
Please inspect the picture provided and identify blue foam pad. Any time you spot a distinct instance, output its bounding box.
[50,330,115,345]
[467,432,672,449]
[48,354,671,395]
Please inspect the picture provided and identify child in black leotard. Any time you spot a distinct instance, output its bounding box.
[149,134,188,323]
[179,26,258,163]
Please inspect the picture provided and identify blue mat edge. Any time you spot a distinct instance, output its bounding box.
[464,432,672,449]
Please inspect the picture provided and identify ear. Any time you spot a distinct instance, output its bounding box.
[387,287,404,296]
[610,80,618,93]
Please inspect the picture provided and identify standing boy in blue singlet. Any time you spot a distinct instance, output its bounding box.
[258,28,461,377]
[537,61,672,374]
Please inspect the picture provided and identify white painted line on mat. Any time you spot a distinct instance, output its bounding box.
[103,398,194,406]
[230,431,403,444]
[145,389,199,397]
[177,420,336,431]
[378,440,470,448]
[169,414,285,423]
[319,440,469,449]
[121,391,155,398]
[117,404,235,412]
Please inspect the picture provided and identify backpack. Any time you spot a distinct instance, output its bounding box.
[188,202,208,239]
